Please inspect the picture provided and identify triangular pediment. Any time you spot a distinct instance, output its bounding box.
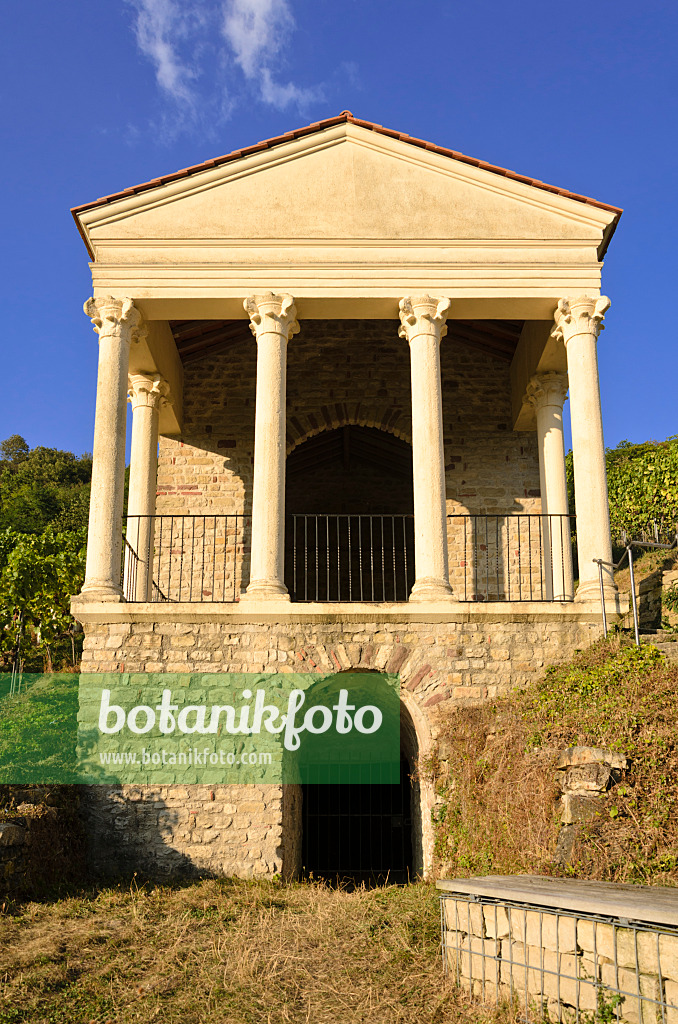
[77,122,617,251]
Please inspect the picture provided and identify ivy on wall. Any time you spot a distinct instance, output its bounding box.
[567,436,678,541]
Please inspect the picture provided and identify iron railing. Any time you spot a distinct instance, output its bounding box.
[448,514,576,603]
[287,514,414,602]
[123,515,250,603]
[122,512,576,604]
[594,528,678,644]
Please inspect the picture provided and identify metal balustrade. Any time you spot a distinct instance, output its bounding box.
[448,514,576,603]
[123,515,249,603]
[287,514,415,603]
[122,512,576,604]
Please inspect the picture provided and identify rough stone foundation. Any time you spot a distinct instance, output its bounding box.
[78,609,606,880]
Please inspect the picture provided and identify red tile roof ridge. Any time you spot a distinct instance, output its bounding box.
[71,111,622,258]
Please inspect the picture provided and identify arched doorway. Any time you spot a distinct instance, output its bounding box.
[301,752,414,886]
[293,673,422,886]
[285,426,415,601]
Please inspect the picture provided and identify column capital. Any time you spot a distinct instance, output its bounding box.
[84,296,147,346]
[244,292,299,341]
[127,373,171,411]
[524,371,569,412]
[551,295,610,346]
[398,295,451,343]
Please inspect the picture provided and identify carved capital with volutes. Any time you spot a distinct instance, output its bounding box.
[244,292,299,342]
[83,296,147,347]
[523,371,569,412]
[127,373,171,411]
[551,295,610,347]
[398,295,451,344]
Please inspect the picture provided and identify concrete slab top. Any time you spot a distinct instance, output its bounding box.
[436,875,678,928]
[70,597,627,626]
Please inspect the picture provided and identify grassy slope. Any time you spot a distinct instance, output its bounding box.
[0,878,520,1024]
[429,634,678,884]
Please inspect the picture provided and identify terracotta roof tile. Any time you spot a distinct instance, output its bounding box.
[72,111,622,259]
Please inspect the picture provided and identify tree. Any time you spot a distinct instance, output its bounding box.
[0,435,29,465]
[0,440,92,534]
[566,436,678,542]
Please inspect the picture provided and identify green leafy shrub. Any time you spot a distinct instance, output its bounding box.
[566,436,678,541]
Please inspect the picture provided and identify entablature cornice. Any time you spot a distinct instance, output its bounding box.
[88,260,603,321]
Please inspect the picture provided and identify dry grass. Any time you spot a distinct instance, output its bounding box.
[613,546,678,594]
[0,878,524,1024]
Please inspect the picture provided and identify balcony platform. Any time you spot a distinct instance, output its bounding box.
[71,595,628,626]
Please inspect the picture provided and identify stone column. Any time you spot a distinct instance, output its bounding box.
[524,372,574,601]
[399,295,453,601]
[81,297,146,600]
[242,292,299,601]
[125,373,170,601]
[552,295,616,601]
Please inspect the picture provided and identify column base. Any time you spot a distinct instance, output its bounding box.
[409,577,454,602]
[241,579,291,602]
[575,579,618,604]
[77,585,124,603]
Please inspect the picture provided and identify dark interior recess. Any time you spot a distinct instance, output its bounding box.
[301,755,413,887]
[169,319,524,363]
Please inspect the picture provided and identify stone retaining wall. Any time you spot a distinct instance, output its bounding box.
[78,611,602,880]
[0,788,84,896]
[439,881,678,1024]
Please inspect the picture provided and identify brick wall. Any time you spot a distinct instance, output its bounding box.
[157,321,540,520]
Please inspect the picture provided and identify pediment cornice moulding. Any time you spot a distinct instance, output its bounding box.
[75,123,616,244]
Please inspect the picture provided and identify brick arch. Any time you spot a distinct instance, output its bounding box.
[286,404,412,455]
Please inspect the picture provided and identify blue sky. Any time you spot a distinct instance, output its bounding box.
[1,0,676,456]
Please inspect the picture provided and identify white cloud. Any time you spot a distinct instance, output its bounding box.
[126,0,200,106]
[125,0,324,131]
[222,0,322,109]
[222,0,293,78]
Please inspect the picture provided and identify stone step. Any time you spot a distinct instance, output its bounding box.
[638,634,678,661]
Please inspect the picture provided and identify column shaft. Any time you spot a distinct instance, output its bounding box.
[399,296,453,601]
[552,296,616,600]
[125,374,169,601]
[81,297,145,600]
[243,293,299,601]
[525,373,574,601]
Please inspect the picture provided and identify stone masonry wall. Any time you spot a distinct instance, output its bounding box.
[157,321,540,519]
[80,613,600,880]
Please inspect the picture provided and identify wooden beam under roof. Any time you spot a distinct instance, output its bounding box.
[169,319,524,364]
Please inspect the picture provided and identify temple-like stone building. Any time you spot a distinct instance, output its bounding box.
[71,112,625,882]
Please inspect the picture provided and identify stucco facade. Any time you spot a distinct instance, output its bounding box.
[71,113,626,881]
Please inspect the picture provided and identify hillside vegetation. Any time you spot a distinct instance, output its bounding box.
[567,436,678,541]
[0,437,91,671]
[429,633,678,886]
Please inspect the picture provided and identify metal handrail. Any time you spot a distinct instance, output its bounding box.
[594,528,678,645]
